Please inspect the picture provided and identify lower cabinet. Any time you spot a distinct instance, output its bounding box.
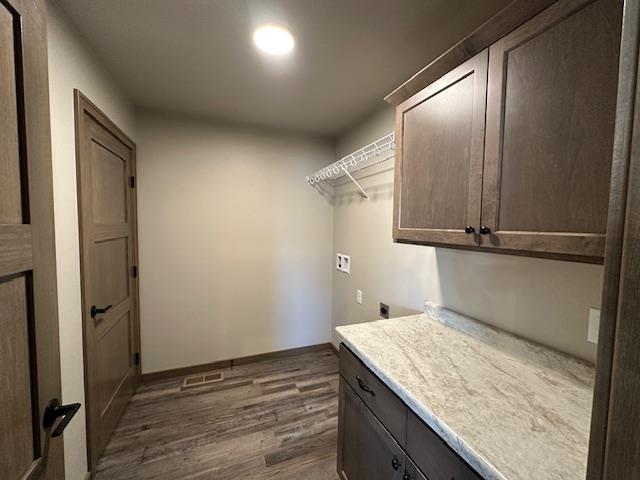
[407,411,481,480]
[405,457,428,480]
[337,378,406,480]
[338,344,482,480]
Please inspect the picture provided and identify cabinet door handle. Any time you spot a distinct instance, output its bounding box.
[391,456,401,470]
[464,226,475,234]
[479,226,491,235]
[355,375,375,396]
[403,474,412,480]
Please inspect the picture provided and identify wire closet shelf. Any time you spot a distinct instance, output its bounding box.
[305,132,395,199]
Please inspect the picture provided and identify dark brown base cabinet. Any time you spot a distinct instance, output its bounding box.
[338,379,408,480]
[390,0,623,263]
[337,345,481,480]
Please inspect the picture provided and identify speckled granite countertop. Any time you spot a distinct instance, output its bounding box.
[335,302,595,480]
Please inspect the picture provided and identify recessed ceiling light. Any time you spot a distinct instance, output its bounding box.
[253,25,294,56]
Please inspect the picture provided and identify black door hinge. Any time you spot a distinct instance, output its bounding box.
[129,176,135,188]
[133,352,140,366]
[132,265,138,278]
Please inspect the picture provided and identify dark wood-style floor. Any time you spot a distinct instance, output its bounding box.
[94,348,340,480]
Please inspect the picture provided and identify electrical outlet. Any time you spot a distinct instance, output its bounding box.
[588,308,600,344]
[356,289,363,305]
[380,302,389,319]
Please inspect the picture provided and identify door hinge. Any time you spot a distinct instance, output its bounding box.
[131,265,138,278]
[129,176,135,188]
[133,352,140,366]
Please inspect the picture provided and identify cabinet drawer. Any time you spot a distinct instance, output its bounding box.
[407,410,482,480]
[339,344,407,445]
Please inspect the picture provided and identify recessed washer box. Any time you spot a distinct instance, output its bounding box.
[336,253,350,273]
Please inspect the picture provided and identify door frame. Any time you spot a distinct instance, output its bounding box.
[74,90,141,474]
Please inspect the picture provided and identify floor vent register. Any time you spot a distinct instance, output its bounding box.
[181,371,224,390]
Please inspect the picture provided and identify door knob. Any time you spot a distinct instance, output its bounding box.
[464,226,475,234]
[479,226,491,235]
[91,304,112,318]
[43,399,81,438]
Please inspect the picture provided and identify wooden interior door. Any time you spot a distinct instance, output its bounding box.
[481,0,623,261]
[1,0,74,478]
[393,49,488,247]
[75,91,141,473]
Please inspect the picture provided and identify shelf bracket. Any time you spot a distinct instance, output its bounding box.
[341,165,369,200]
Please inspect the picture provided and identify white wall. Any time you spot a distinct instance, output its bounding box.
[47,2,136,478]
[136,111,334,374]
[332,107,604,363]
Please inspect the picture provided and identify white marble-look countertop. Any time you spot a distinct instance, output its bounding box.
[335,302,595,480]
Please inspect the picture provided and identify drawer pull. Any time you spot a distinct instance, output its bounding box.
[392,456,401,470]
[356,375,375,396]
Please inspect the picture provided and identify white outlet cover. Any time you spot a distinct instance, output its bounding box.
[356,289,363,304]
[588,308,601,344]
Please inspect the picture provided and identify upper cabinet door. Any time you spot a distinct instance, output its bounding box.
[394,50,488,247]
[482,0,622,261]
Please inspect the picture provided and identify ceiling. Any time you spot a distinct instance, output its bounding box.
[56,0,511,137]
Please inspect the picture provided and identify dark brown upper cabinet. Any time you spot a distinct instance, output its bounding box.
[393,50,488,248]
[390,0,623,263]
[482,0,622,260]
